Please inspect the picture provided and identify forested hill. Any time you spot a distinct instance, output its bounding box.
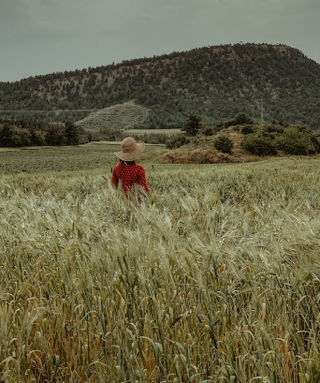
[1,43,320,128]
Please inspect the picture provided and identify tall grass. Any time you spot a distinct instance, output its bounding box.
[0,158,320,382]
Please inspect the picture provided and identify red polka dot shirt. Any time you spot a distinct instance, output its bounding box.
[111,162,149,196]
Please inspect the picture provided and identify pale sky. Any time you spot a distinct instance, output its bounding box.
[1,0,320,82]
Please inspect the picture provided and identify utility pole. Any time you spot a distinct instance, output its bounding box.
[260,98,264,127]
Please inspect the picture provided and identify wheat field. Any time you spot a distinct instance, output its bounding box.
[0,157,320,382]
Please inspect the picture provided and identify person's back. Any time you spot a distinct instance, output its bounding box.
[111,137,149,198]
[111,161,149,196]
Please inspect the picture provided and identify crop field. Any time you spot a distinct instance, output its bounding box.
[0,142,164,175]
[0,152,320,382]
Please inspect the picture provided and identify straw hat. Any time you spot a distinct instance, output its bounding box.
[114,137,145,161]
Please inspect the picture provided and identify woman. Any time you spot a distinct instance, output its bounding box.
[111,137,149,197]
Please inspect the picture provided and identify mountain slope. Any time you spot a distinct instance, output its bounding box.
[0,43,320,128]
[75,101,149,131]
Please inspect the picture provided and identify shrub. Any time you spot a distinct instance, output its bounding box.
[276,127,313,155]
[214,135,233,154]
[202,126,222,136]
[215,121,225,129]
[241,133,277,156]
[166,134,190,149]
[224,112,254,128]
[263,124,285,134]
[202,127,215,136]
[310,136,320,153]
[233,112,254,125]
[242,124,258,135]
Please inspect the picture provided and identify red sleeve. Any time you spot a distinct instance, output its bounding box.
[111,166,119,188]
[137,167,149,194]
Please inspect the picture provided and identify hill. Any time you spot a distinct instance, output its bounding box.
[0,43,320,128]
[75,100,149,132]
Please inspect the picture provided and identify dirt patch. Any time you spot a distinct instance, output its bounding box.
[161,149,229,164]
[159,148,261,164]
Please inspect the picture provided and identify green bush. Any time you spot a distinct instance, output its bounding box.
[233,112,254,125]
[310,136,320,153]
[202,127,215,136]
[166,134,190,149]
[201,126,222,136]
[263,124,285,134]
[276,127,314,155]
[214,135,233,154]
[241,133,277,156]
[242,124,258,135]
[224,112,254,128]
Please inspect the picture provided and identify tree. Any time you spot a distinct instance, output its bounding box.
[0,124,14,146]
[276,127,314,155]
[0,124,31,147]
[65,121,81,145]
[182,114,202,136]
[45,124,66,146]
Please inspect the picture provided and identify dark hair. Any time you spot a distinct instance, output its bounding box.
[120,160,135,165]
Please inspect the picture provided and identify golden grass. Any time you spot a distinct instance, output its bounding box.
[0,157,320,382]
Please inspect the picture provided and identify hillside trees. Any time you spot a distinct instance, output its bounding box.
[1,44,320,128]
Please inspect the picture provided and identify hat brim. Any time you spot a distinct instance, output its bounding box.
[114,141,145,161]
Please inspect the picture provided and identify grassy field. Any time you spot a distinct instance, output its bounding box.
[0,142,164,174]
[0,150,320,382]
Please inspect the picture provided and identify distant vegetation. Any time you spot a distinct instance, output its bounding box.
[0,118,91,147]
[0,116,180,148]
[1,43,320,128]
[166,112,320,160]
[2,112,320,162]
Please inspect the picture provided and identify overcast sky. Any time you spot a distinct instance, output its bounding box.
[1,0,320,82]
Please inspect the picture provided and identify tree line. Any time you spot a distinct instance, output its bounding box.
[0,118,91,147]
